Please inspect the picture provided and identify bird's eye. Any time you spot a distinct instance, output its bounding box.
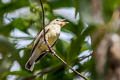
[56,19,59,21]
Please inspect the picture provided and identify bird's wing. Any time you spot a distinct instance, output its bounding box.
[30,28,49,55]
[35,51,48,62]
[35,33,60,63]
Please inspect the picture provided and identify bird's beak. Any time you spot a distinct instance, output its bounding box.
[61,19,69,24]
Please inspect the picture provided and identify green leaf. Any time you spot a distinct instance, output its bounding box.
[0,71,30,80]
[67,20,85,63]
[103,0,120,22]
[47,66,73,80]
[55,39,67,59]
[0,36,15,53]
[74,0,93,24]
[0,24,14,36]
[21,48,31,69]
[0,0,30,23]
[12,18,30,33]
[64,20,84,36]
[48,0,74,9]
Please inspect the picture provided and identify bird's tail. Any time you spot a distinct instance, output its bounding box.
[25,49,40,71]
[25,49,46,71]
[25,57,35,71]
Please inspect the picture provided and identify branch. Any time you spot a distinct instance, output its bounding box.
[22,54,91,80]
[79,53,92,61]
[39,0,88,80]
[22,65,64,80]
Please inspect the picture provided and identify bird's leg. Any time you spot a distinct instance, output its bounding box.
[42,50,50,53]
[42,49,56,56]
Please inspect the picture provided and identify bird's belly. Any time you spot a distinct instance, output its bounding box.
[48,36,57,46]
[47,29,60,46]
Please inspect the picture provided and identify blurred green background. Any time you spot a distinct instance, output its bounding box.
[0,0,120,80]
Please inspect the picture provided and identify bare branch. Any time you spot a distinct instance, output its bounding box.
[22,65,64,80]
[22,53,92,80]
[79,53,92,61]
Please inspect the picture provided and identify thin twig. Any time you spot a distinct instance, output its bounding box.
[22,65,64,80]
[39,0,88,80]
[79,53,92,61]
[10,36,34,40]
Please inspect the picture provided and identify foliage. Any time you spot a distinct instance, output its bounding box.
[0,0,120,80]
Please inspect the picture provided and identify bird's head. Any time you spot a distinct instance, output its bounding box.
[50,18,69,27]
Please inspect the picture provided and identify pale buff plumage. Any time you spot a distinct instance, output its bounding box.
[25,19,69,71]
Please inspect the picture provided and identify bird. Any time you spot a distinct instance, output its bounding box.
[25,18,69,71]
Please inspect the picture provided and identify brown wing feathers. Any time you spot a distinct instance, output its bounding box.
[30,29,49,55]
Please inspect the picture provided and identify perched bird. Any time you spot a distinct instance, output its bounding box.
[25,18,69,71]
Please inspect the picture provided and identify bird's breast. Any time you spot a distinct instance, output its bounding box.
[47,25,61,46]
[37,25,61,50]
